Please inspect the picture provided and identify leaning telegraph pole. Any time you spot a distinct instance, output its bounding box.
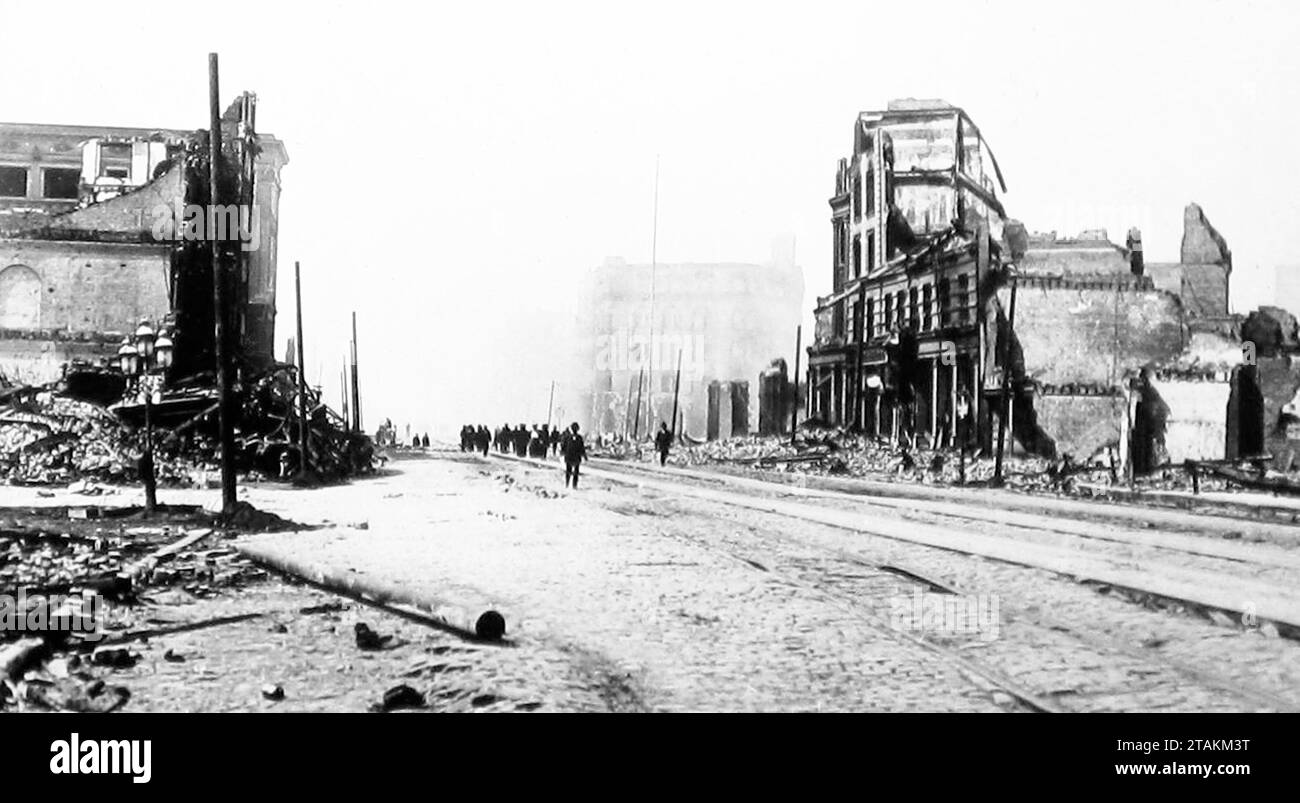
[209,53,237,516]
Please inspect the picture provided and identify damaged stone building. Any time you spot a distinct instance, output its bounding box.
[809,98,1299,473]
[577,251,804,439]
[1001,209,1248,470]
[806,99,1009,449]
[0,104,288,394]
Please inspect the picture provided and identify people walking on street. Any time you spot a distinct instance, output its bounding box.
[549,426,561,457]
[560,422,587,488]
[654,421,673,466]
[513,424,529,457]
[477,425,490,455]
[421,433,430,448]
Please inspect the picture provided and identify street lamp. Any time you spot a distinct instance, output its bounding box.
[120,317,174,514]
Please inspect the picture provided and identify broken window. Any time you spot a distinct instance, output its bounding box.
[922,284,933,331]
[866,297,875,336]
[895,290,905,328]
[883,294,893,334]
[908,287,920,330]
[42,168,81,199]
[938,278,952,326]
[97,142,132,180]
[865,167,875,217]
[0,166,26,198]
[957,274,971,323]
[852,236,861,278]
[852,173,862,221]
[866,232,876,274]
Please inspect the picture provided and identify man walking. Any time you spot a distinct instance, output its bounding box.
[654,421,673,467]
[560,422,587,489]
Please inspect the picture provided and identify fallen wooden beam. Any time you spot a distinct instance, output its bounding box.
[237,539,510,642]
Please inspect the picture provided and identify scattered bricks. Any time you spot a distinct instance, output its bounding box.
[91,646,139,669]
[354,622,393,651]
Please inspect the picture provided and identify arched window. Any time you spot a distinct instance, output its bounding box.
[0,265,40,329]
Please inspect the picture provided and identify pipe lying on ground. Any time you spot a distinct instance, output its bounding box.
[236,540,508,642]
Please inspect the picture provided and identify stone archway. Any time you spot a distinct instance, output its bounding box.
[0,265,40,329]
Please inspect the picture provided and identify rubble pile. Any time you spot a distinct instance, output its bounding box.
[672,428,1296,497]
[0,363,375,487]
[0,389,195,486]
[674,428,1107,492]
[237,365,376,480]
[0,529,140,603]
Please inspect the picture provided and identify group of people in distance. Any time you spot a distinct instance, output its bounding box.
[461,419,675,489]
[459,424,491,454]
[489,423,560,458]
[483,422,589,487]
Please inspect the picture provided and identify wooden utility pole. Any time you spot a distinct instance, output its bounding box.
[294,261,310,475]
[624,372,637,440]
[646,156,659,441]
[669,348,683,436]
[350,312,362,433]
[975,222,989,452]
[993,273,1019,486]
[209,53,237,516]
[546,380,555,429]
[791,324,802,444]
[340,363,349,431]
[632,367,644,441]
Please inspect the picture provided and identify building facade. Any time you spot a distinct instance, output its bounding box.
[807,99,1009,448]
[0,104,288,387]
[576,253,804,439]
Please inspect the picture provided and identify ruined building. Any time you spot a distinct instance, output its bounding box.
[0,107,288,390]
[806,99,1009,448]
[576,252,804,439]
[997,212,1251,468]
[809,99,1284,472]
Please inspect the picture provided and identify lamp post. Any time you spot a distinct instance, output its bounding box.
[119,318,174,515]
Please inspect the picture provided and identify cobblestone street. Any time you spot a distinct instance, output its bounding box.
[205,451,1300,712]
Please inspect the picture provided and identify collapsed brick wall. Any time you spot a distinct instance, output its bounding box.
[35,164,183,238]
[1003,280,1185,387]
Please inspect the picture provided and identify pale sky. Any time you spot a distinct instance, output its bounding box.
[2,0,1296,438]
